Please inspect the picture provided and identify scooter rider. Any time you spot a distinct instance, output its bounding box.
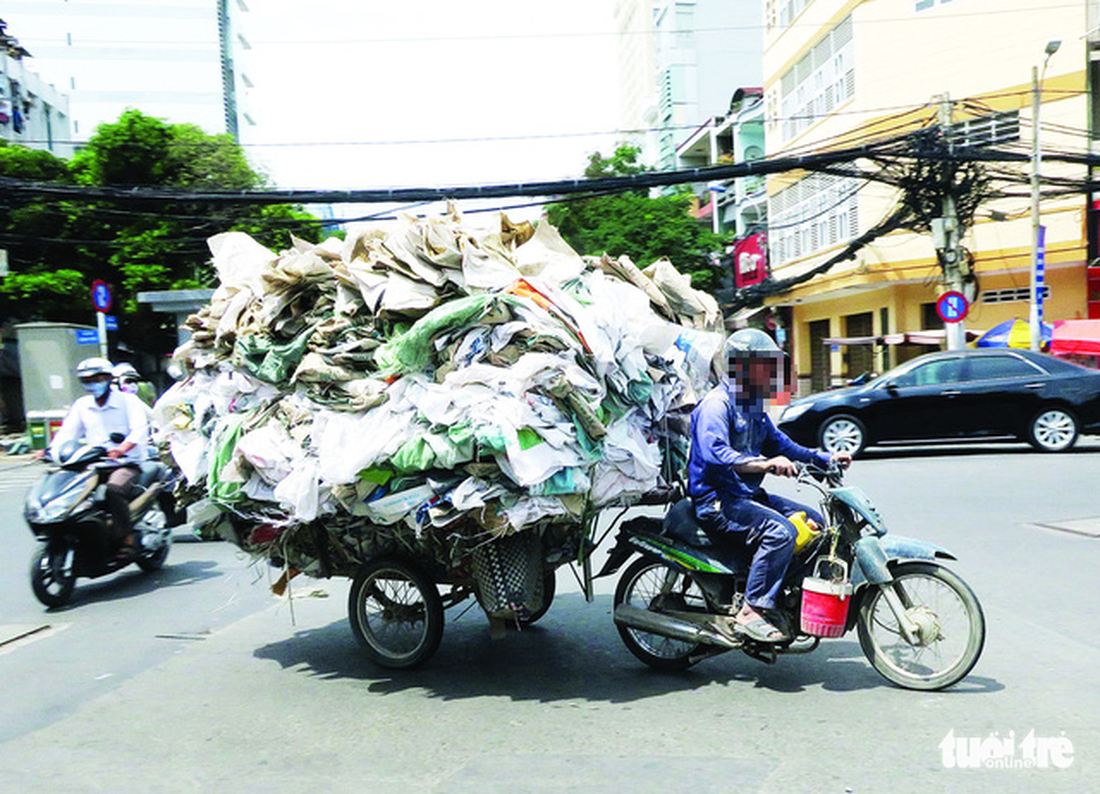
[37,357,151,558]
[687,328,852,643]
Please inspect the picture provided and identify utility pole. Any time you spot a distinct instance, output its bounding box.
[1030,41,1061,351]
[935,93,967,351]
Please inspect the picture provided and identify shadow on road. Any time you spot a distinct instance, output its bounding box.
[252,592,1004,702]
[45,559,224,612]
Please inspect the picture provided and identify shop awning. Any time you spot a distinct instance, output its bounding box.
[1051,319,1100,356]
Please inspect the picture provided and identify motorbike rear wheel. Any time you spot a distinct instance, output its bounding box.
[348,557,444,670]
[614,557,703,671]
[857,561,985,691]
[30,544,76,608]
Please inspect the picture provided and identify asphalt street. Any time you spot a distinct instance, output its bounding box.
[0,442,1097,793]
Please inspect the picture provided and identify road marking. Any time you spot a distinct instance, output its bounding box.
[0,623,69,656]
[1030,518,1100,538]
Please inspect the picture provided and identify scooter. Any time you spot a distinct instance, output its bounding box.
[24,437,176,607]
[596,462,986,691]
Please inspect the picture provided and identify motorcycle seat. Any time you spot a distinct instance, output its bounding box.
[134,461,168,489]
[663,499,716,548]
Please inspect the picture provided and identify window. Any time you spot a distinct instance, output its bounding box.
[965,355,1041,381]
[776,16,855,142]
[916,0,953,11]
[980,286,1050,304]
[768,171,860,266]
[894,359,965,387]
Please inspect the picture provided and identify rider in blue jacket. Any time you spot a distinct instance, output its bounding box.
[688,328,851,643]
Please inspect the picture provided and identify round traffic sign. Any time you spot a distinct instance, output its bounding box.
[936,290,969,324]
[91,280,112,313]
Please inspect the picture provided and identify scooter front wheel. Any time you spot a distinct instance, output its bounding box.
[857,562,985,691]
[614,557,703,671]
[30,544,76,608]
[348,557,444,669]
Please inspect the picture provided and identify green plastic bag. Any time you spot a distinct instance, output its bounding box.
[234,326,315,384]
[207,415,246,506]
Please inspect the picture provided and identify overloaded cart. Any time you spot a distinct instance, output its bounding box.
[155,209,724,668]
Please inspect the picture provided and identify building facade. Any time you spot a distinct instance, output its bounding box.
[0,21,72,157]
[0,0,251,141]
[762,0,1092,395]
[675,87,767,238]
[616,0,762,169]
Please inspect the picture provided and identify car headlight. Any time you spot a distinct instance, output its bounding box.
[781,402,813,423]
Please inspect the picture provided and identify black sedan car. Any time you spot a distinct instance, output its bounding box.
[778,348,1100,455]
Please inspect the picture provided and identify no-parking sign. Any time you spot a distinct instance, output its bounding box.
[936,291,969,324]
[90,280,112,313]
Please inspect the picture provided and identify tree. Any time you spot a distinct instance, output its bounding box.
[546,145,726,291]
[0,110,319,357]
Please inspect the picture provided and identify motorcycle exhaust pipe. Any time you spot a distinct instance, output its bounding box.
[614,604,738,649]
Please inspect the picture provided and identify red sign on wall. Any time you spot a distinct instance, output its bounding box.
[733,233,768,288]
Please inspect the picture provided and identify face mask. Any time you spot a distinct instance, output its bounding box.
[119,381,139,394]
[82,380,110,398]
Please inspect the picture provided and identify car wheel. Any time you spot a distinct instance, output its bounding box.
[819,414,867,456]
[1028,407,1078,452]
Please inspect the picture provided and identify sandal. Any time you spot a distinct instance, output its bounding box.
[734,616,788,643]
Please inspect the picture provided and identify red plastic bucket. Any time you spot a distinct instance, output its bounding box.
[800,558,852,638]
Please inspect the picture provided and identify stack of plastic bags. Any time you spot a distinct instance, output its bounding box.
[155,208,724,579]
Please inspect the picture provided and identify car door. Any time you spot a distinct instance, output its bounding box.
[952,353,1048,436]
[876,356,969,440]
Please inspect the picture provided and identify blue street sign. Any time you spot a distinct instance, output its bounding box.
[75,329,99,345]
[1036,224,1046,324]
[936,291,969,324]
[104,315,118,331]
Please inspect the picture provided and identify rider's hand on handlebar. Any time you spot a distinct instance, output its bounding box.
[830,451,853,470]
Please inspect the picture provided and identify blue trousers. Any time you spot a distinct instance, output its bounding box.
[695,492,824,611]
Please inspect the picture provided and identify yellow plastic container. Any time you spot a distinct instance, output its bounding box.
[789,511,821,554]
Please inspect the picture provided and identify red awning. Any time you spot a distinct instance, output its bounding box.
[1051,319,1100,356]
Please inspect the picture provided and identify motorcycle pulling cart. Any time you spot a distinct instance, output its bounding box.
[154,213,984,690]
[242,459,985,692]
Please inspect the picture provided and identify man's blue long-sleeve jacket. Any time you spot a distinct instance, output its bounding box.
[687,382,830,509]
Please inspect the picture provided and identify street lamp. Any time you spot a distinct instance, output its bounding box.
[1030,39,1061,351]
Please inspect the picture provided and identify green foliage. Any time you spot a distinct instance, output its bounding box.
[547,145,726,290]
[584,144,648,179]
[0,141,71,182]
[0,269,86,317]
[0,109,320,357]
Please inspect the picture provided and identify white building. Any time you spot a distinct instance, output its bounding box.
[615,0,660,163]
[0,21,72,157]
[0,0,252,142]
[653,0,763,170]
[615,0,763,170]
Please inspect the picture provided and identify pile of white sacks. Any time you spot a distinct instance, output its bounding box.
[154,209,724,577]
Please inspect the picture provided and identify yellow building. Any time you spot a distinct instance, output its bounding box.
[762,0,1093,394]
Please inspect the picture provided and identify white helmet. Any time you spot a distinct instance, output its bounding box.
[113,362,140,381]
[76,357,114,380]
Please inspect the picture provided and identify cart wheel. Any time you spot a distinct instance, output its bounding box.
[348,557,444,669]
[520,570,557,625]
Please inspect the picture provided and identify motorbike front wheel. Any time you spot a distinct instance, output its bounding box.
[348,557,444,670]
[614,557,704,671]
[30,544,76,608]
[857,562,985,691]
